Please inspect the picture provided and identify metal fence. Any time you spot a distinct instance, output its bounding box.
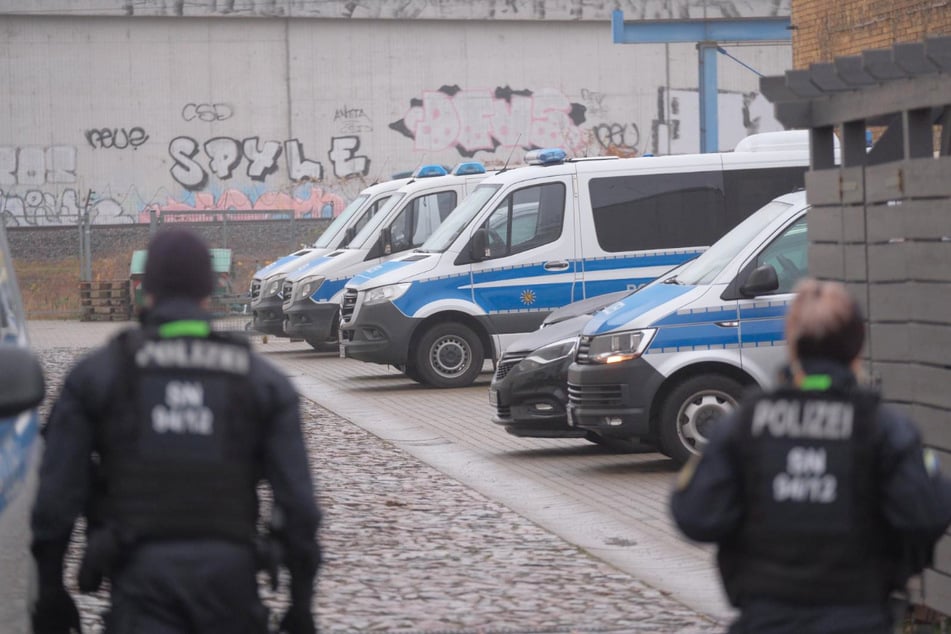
[10,211,331,319]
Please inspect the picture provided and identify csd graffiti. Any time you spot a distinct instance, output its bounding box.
[390,85,588,157]
[169,136,369,191]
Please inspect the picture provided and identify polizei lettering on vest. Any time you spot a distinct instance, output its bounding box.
[135,339,250,374]
[750,399,854,439]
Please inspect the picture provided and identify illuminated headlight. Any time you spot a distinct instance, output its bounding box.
[263,276,285,298]
[519,337,578,371]
[587,329,655,364]
[363,283,412,306]
[295,276,325,302]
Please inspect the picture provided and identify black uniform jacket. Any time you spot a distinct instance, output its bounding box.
[31,299,321,574]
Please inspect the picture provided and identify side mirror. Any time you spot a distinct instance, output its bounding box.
[380,226,392,255]
[0,346,45,418]
[342,226,357,247]
[740,264,780,297]
[469,228,488,262]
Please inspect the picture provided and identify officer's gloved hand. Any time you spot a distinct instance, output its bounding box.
[278,604,316,634]
[32,586,82,634]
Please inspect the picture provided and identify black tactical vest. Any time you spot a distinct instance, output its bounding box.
[94,325,262,544]
[719,384,894,606]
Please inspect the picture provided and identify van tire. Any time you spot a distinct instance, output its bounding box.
[414,322,484,388]
[659,374,742,466]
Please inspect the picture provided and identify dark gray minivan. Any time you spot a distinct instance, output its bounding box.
[0,221,46,632]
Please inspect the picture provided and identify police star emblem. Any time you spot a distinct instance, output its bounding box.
[520,289,536,305]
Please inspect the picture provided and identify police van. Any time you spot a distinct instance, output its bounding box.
[0,221,46,630]
[281,163,490,350]
[249,176,409,340]
[566,190,810,465]
[338,132,811,388]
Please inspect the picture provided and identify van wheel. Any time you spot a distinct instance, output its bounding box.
[659,374,742,466]
[306,313,340,352]
[414,322,484,388]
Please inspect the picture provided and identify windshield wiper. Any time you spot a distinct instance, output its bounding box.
[662,276,682,285]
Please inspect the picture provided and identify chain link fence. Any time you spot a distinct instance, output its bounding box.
[8,211,331,320]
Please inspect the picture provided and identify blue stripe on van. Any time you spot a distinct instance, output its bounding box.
[394,273,474,316]
[350,258,418,286]
[650,323,740,351]
[580,249,702,272]
[310,277,349,302]
[0,410,38,515]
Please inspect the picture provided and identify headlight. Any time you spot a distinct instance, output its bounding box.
[263,276,285,298]
[587,329,655,364]
[519,337,578,371]
[295,276,325,302]
[363,283,412,306]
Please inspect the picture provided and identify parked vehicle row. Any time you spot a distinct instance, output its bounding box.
[0,219,48,631]
[249,131,820,460]
[491,191,810,464]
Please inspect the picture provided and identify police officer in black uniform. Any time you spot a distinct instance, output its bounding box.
[30,229,321,634]
[671,278,951,634]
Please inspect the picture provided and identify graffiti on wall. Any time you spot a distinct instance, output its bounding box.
[0,188,128,226]
[116,0,790,21]
[182,103,234,122]
[0,146,76,186]
[334,105,373,134]
[650,87,783,154]
[168,136,373,190]
[592,122,641,157]
[140,183,344,222]
[390,85,588,157]
[85,127,150,150]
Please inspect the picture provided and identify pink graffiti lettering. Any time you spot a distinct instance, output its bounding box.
[393,87,587,157]
[139,187,344,223]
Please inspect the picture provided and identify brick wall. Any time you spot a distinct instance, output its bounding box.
[793,0,951,67]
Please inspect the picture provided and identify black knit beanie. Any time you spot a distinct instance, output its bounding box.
[143,229,215,301]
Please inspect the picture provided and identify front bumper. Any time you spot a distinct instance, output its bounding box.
[490,355,583,438]
[340,300,416,366]
[251,295,288,336]
[283,299,340,342]
[565,357,665,442]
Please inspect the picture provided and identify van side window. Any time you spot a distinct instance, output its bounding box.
[481,183,566,259]
[722,167,807,229]
[589,172,726,252]
[390,191,458,253]
[754,215,808,294]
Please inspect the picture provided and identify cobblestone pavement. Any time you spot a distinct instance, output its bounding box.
[34,327,720,633]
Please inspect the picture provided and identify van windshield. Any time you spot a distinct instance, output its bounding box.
[418,184,501,253]
[313,194,369,248]
[349,193,405,249]
[673,200,794,286]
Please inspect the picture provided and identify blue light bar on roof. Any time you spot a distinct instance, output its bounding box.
[414,164,449,178]
[524,148,567,166]
[451,161,486,176]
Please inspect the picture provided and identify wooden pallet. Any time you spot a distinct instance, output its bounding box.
[79,280,132,322]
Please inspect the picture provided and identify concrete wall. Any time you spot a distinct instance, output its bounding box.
[792,0,951,68]
[0,0,790,21]
[0,6,791,227]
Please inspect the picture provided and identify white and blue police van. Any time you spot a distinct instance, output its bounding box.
[250,176,410,340]
[566,190,810,465]
[338,132,812,389]
[0,221,46,631]
[281,162,490,350]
